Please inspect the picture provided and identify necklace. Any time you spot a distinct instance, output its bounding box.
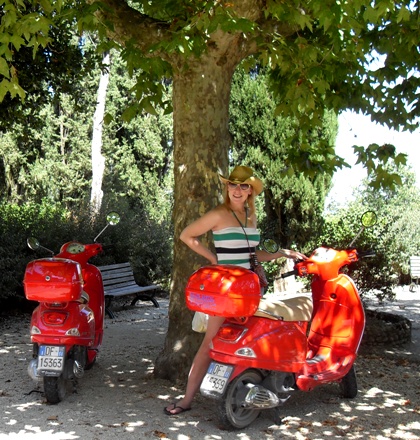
[231,209,248,228]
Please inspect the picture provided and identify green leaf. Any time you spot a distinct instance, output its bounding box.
[140,97,158,116]
[0,58,10,78]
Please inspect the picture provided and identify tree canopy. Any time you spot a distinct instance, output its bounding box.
[2,1,418,179]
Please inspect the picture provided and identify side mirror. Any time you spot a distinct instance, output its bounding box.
[106,211,120,226]
[348,210,378,247]
[262,238,279,254]
[94,211,121,242]
[27,237,40,251]
[361,211,377,228]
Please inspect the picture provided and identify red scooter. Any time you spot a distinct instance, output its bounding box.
[186,211,376,429]
[23,212,120,403]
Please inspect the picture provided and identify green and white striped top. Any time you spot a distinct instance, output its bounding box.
[213,227,260,269]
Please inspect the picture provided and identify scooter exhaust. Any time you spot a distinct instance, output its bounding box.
[72,360,84,379]
[241,384,288,409]
[28,359,39,381]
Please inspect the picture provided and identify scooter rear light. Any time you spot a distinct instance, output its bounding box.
[42,311,68,326]
[235,347,257,358]
[218,325,247,343]
[31,325,41,335]
[65,328,80,336]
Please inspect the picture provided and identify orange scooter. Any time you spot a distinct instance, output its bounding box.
[186,211,376,429]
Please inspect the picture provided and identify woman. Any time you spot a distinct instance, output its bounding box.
[164,165,306,416]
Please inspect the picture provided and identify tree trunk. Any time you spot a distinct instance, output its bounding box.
[154,47,244,381]
[90,52,110,214]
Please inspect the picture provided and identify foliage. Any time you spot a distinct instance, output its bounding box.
[1,1,419,186]
[229,66,335,289]
[0,198,172,308]
[322,165,420,301]
[0,0,99,130]
[0,200,69,308]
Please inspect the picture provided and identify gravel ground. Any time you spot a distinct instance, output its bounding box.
[0,288,419,440]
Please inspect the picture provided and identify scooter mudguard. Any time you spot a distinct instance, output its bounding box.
[82,264,105,349]
[296,273,365,391]
[210,316,309,373]
[30,302,95,349]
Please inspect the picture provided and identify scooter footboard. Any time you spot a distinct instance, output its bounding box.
[296,353,356,391]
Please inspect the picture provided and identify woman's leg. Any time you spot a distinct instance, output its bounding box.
[165,315,224,414]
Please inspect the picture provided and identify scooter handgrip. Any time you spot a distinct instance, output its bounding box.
[280,270,296,278]
[359,250,375,258]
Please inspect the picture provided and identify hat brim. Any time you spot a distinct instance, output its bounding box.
[219,174,263,195]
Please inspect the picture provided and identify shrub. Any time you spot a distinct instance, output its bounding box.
[0,198,173,310]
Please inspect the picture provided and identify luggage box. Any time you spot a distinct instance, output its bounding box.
[185,265,261,317]
[24,258,84,302]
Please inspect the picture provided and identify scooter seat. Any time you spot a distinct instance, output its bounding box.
[254,294,313,321]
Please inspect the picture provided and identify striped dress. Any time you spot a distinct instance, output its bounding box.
[213,227,260,269]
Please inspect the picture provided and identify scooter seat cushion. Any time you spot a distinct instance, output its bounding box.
[254,294,313,321]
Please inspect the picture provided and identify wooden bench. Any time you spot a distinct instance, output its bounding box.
[98,262,161,318]
[409,256,420,292]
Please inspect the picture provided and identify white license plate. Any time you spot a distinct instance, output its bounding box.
[38,346,65,372]
[200,362,233,396]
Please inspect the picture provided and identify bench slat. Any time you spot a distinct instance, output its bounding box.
[410,256,420,277]
[97,262,132,271]
[102,275,139,285]
[98,262,161,318]
[104,284,159,296]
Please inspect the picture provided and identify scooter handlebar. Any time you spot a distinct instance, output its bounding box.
[280,270,297,279]
[357,249,376,258]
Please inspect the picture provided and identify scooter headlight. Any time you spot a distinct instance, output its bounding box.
[235,347,257,358]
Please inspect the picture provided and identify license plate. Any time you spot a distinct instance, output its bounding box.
[200,362,233,396]
[38,346,65,373]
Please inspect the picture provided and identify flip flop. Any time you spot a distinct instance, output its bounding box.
[164,402,192,416]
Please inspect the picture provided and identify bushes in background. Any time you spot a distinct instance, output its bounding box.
[0,199,172,311]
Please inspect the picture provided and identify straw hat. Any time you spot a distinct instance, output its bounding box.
[219,165,263,195]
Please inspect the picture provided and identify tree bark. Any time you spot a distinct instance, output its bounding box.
[154,41,249,381]
[90,52,110,214]
[92,0,262,380]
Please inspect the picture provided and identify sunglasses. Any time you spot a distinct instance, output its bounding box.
[228,182,251,191]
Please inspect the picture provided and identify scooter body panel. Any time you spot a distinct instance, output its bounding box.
[210,316,309,373]
[307,274,365,358]
[81,264,105,350]
[30,301,95,348]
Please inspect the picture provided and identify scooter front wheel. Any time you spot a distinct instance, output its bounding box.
[217,369,263,430]
[339,365,358,398]
[44,376,66,404]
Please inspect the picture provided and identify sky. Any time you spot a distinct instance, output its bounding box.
[326,110,420,207]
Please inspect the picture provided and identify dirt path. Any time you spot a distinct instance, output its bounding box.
[0,292,419,440]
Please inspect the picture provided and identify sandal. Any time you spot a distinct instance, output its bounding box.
[164,402,192,416]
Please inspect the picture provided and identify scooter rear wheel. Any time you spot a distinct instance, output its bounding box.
[339,365,358,398]
[44,376,66,404]
[217,369,263,430]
